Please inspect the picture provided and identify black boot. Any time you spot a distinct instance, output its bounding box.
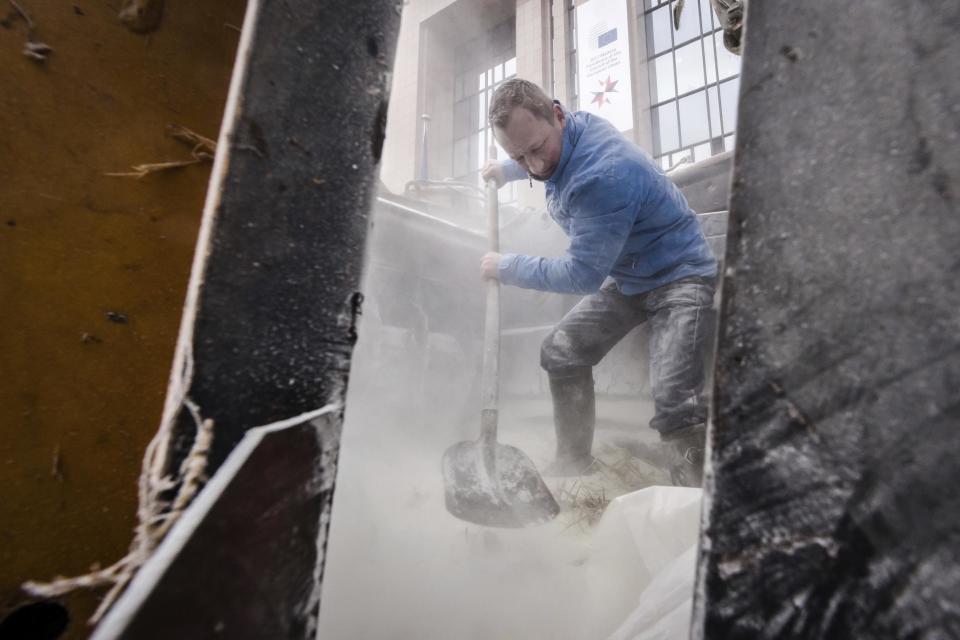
[661,425,706,487]
[543,368,597,476]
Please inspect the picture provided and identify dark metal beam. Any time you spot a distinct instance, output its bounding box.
[177,0,399,475]
[94,411,342,639]
[696,0,960,637]
[90,0,402,636]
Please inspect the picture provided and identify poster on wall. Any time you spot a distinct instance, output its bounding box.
[575,0,634,132]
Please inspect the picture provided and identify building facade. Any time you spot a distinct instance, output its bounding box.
[381,0,742,208]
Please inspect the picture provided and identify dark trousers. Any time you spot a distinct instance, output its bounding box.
[540,277,716,439]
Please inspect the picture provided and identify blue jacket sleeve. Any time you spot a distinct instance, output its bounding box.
[500,159,528,183]
[498,173,637,294]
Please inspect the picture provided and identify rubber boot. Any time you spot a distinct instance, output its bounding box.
[543,368,597,477]
[661,425,706,487]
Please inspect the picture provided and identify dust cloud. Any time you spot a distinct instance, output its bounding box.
[314,197,680,639]
[316,3,694,633]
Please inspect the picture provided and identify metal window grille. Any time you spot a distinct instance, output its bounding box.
[641,0,741,169]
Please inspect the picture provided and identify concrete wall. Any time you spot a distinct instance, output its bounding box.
[380,0,459,193]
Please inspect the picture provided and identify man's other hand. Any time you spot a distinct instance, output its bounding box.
[480,252,502,280]
[480,161,506,188]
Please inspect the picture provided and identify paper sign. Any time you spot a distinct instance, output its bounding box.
[576,0,635,132]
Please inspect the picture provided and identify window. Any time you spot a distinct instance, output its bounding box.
[642,0,742,169]
[452,20,517,199]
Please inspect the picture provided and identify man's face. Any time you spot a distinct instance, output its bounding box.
[493,104,565,181]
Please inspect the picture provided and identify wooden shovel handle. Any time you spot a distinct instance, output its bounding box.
[480,145,500,443]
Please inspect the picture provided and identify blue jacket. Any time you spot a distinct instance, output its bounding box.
[498,109,717,295]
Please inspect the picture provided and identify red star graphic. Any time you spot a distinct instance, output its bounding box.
[590,75,619,107]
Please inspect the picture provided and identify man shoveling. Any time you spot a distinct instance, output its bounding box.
[480,79,717,487]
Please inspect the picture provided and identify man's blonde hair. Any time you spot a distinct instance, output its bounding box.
[488,78,555,129]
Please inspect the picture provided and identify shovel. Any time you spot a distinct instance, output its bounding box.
[441,156,560,528]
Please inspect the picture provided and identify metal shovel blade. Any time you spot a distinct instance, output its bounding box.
[442,439,560,528]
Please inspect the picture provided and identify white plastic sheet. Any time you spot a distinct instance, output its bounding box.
[583,486,702,640]
[320,414,704,640]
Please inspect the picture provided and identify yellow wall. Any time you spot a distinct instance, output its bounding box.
[0,0,244,633]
